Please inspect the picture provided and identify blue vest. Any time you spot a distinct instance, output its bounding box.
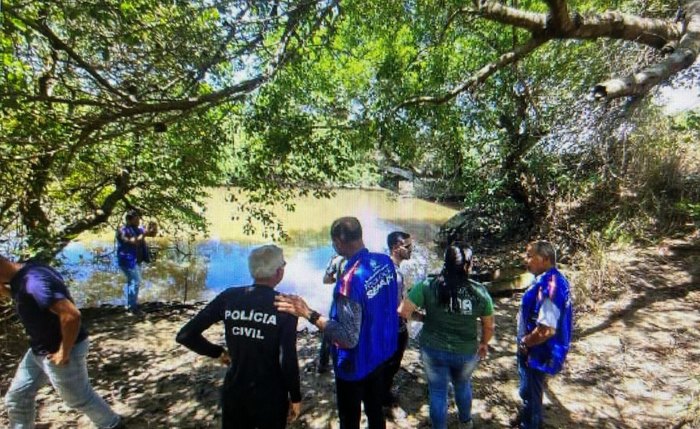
[519,267,573,375]
[330,248,398,381]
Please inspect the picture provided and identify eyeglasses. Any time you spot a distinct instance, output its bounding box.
[399,243,414,250]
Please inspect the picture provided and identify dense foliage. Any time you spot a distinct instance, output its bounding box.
[1,0,698,258]
[0,0,345,257]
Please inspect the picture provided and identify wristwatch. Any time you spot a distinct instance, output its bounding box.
[308,310,321,325]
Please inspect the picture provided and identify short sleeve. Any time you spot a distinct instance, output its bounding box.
[25,274,66,310]
[407,280,427,308]
[537,297,560,328]
[481,290,494,316]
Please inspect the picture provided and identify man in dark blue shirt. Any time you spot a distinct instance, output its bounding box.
[176,245,301,429]
[116,209,157,314]
[0,256,122,429]
[275,217,399,429]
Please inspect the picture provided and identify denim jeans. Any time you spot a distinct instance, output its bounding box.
[5,339,121,429]
[120,265,141,310]
[517,353,546,429]
[421,346,480,429]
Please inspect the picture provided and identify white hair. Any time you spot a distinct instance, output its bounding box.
[248,245,284,279]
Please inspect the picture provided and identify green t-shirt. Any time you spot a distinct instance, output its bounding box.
[408,277,494,354]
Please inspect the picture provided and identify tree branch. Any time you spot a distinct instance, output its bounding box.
[57,171,133,251]
[592,0,700,99]
[571,11,682,48]
[72,0,337,154]
[544,0,573,32]
[397,36,549,108]
[7,10,129,102]
[475,0,682,48]
[473,1,545,33]
[400,1,688,105]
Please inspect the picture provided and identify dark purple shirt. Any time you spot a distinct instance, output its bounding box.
[116,225,147,269]
[10,262,88,355]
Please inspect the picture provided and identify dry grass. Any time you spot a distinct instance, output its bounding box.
[567,235,632,310]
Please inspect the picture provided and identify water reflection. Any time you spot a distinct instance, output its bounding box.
[60,189,458,315]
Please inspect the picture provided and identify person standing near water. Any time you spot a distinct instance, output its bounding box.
[275,217,398,429]
[514,241,573,429]
[116,209,157,314]
[317,254,346,373]
[383,230,413,407]
[176,244,301,429]
[399,242,494,429]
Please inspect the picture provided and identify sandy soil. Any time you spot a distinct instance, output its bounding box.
[1,240,698,429]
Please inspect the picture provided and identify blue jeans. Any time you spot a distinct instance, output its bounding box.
[421,346,480,429]
[5,339,121,429]
[120,265,141,310]
[518,353,546,429]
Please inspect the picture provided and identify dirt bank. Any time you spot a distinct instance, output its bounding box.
[1,239,698,428]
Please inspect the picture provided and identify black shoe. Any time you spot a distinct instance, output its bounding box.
[509,412,522,428]
[383,392,399,407]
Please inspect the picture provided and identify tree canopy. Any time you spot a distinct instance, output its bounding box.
[1,0,345,257]
[1,0,699,257]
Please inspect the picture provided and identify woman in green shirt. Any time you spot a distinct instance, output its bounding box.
[399,243,495,429]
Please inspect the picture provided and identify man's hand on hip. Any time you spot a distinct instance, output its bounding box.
[48,348,70,366]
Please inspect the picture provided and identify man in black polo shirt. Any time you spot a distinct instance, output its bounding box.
[176,244,301,429]
[0,256,122,429]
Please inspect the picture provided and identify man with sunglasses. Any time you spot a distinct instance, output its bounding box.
[275,217,398,429]
[383,231,413,407]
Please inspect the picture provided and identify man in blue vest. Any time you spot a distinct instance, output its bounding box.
[515,241,573,429]
[275,217,399,429]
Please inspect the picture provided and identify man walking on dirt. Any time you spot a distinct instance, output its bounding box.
[275,217,399,429]
[176,245,301,429]
[0,255,123,429]
[515,241,573,429]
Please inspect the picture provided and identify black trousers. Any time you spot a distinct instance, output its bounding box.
[319,334,332,368]
[221,380,288,429]
[335,362,387,429]
[383,323,409,402]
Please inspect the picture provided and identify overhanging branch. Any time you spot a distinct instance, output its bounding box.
[57,171,133,249]
[397,37,548,108]
[7,10,129,102]
[401,1,689,106]
[593,0,700,99]
[476,0,681,48]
